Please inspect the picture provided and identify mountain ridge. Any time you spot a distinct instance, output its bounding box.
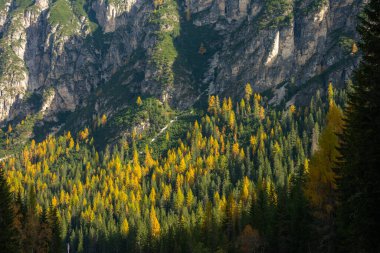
[0,0,362,138]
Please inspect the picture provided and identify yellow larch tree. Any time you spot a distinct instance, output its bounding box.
[178,158,186,174]
[273,141,281,154]
[144,146,155,168]
[305,102,343,225]
[149,188,156,204]
[52,195,58,207]
[250,135,257,148]
[79,128,89,141]
[208,95,217,114]
[351,42,358,55]
[120,218,129,236]
[289,104,296,115]
[328,82,334,105]
[232,142,240,157]
[186,189,194,207]
[241,176,250,201]
[68,138,75,150]
[229,111,236,130]
[259,107,265,120]
[175,187,185,211]
[101,114,107,126]
[150,206,160,238]
[245,83,253,102]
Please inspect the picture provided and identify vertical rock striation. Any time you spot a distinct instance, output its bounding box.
[0,0,363,124]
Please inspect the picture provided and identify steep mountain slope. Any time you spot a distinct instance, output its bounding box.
[1,85,346,252]
[0,0,370,251]
[0,0,361,134]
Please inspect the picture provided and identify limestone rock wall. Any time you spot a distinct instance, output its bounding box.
[0,0,363,124]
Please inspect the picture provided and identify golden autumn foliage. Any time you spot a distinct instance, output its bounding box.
[289,104,296,115]
[175,188,185,210]
[101,114,107,126]
[351,42,358,55]
[208,96,217,114]
[153,0,164,7]
[229,111,236,130]
[79,128,89,141]
[186,189,194,207]
[144,146,155,168]
[232,142,240,157]
[328,82,334,105]
[250,135,257,147]
[150,206,160,237]
[68,138,75,150]
[52,196,58,207]
[120,218,129,236]
[241,176,250,201]
[273,141,281,154]
[0,85,339,252]
[245,83,253,101]
[305,103,343,214]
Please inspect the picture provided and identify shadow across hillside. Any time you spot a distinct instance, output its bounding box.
[171,0,222,109]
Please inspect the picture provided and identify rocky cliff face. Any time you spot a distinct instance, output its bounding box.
[190,0,361,99]
[0,0,362,124]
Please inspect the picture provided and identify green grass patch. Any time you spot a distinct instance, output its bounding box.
[0,0,9,11]
[48,0,80,35]
[149,109,201,158]
[0,114,42,157]
[258,0,293,29]
[93,98,175,150]
[295,0,328,16]
[150,0,180,86]
[14,0,33,10]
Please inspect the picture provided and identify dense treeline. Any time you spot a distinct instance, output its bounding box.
[1,82,345,252]
[0,169,61,253]
[337,0,380,252]
[1,0,379,251]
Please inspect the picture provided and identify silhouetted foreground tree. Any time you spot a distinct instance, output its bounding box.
[337,0,380,252]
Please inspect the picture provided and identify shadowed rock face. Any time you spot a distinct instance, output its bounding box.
[0,0,362,123]
[201,0,362,98]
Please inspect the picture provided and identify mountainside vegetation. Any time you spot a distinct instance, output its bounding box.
[1,82,348,252]
[337,0,380,252]
[0,0,379,252]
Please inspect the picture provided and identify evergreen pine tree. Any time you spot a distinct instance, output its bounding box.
[337,0,380,251]
[0,169,19,253]
[24,185,39,252]
[48,206,62,253]
[38,208,52,252]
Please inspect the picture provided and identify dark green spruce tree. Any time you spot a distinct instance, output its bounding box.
[337,0,380,252]
[48,206,62,253]
[0,169,19,253]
